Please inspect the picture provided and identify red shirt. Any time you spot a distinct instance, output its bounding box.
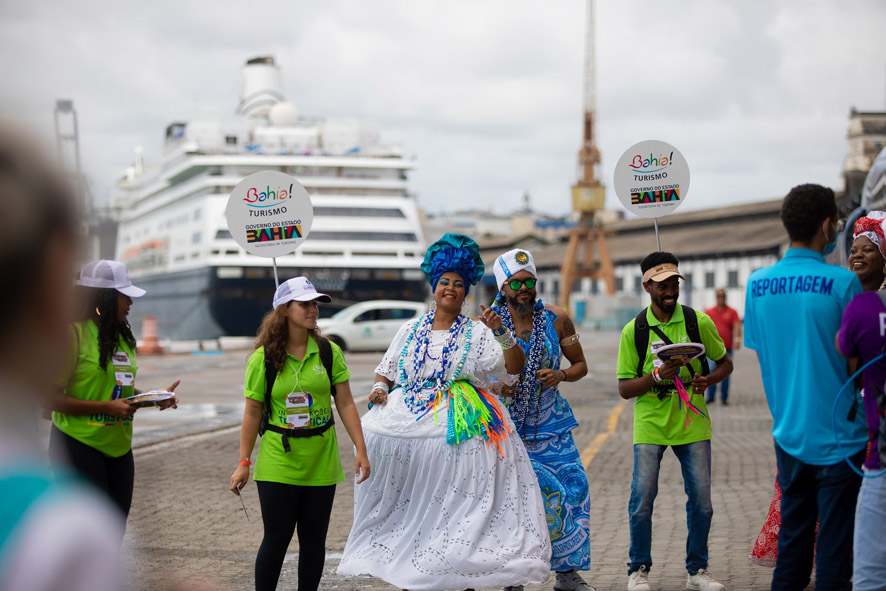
[704,305,740,348]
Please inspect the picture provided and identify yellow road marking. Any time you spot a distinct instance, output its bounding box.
[580,399,627,467]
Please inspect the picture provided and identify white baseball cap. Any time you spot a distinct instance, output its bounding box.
[273,276,331,309]
[78,260,146,298]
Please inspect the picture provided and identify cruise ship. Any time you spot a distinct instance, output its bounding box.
[114,57,427,340]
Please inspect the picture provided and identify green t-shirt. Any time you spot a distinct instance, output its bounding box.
[245,339,350,486]
[616,306,727,445]
[52,320,137,458]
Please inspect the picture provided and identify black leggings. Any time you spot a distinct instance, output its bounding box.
[255,480,336,591]
[49,425,134,520]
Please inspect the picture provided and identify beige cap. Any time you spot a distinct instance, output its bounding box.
[642,263,685,284]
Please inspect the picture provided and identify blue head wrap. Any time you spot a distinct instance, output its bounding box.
[420,233,485,296]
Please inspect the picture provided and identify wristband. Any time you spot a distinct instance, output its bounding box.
[491,326,507,337]
[559,370,567,382]
[371,381,390,394]
[495,330,517,350]
[652,366,662,383]
[239,459,251,466]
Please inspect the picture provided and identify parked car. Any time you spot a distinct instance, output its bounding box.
[317,300,428,352]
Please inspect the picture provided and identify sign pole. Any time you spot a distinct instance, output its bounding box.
[653,218,662,251]
[272,257,280,287]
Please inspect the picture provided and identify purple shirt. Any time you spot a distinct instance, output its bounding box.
[838,291,886,469]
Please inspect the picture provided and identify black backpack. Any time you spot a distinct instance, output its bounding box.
[258,336,337,453]
[633,304,710,380]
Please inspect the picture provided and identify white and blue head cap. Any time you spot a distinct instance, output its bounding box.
[493,249,537,290]
[272,276,332,309]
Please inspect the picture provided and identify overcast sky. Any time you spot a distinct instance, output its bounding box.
[1,0,884,217]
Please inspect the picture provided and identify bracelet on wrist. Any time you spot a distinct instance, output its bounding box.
[559,370,567,382]
[371,381,390,394]
[495,331,517,350]
[239,459,251,466]
[652,366,662,383]
[491,326,507,337]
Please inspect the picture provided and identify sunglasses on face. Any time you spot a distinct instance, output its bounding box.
[508,278,537,290]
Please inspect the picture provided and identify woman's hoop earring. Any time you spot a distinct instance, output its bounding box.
[95,307,101,317]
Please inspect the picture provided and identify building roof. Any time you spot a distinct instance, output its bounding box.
[531,199,788,270]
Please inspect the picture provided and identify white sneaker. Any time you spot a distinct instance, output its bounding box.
[686,569,725,591]
[627,565,650,591]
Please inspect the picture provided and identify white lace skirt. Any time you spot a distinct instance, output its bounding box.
[338,396,551,591]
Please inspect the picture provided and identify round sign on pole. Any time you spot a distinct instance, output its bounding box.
[613,140,690,219]
[225,171,313,258]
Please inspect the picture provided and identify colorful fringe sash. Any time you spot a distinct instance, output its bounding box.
[674,378,708,428]
[445,381,511,455]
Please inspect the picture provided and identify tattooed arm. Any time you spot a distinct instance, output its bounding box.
[537,304,588,387]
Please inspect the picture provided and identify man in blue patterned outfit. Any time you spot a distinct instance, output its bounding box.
[492,248,593,591]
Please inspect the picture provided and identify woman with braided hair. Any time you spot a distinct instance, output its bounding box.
[50,260,180,524]
[338,233,550,591]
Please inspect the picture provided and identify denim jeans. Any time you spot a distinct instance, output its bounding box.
[627,440,712,575]
[706,350,732,403]
[771,443,863,591]
[853,467,886,591]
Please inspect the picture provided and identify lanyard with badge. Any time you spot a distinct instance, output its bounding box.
[284,358,313,429]
[111,350,133,400]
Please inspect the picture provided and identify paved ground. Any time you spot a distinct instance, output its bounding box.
[121,330,785,591]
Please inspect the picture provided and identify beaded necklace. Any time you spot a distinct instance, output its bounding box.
[494,296,547,441]
[397,309,472,416]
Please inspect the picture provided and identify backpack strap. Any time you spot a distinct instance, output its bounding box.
[633,308,650,378]
[316,336,337,397]
[259,357,278,437]
[681,305,709,377]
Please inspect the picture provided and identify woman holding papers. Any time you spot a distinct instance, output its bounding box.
[50,260,179,524]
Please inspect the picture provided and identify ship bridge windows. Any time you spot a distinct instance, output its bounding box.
[313,206,405,218]
[215,230,233,240]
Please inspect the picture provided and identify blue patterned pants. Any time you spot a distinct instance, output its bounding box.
[524,432,591,571]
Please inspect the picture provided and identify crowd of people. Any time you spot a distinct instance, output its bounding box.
[1,121,884,591]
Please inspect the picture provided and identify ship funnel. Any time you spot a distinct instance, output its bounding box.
[237,56,286,119]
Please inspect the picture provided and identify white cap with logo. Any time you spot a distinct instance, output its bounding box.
[273,276,332,309]
[78,260,146,298]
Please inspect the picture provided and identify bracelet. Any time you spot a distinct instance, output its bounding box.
[491,326,507,337]
[371,381,390,394]
[652,366,662,383]
[495,330,517,350]
[239,459,251,466]
[559,370,568,382]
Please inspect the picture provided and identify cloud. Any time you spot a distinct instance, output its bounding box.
[0,0,883,215]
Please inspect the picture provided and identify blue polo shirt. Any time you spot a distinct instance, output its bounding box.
[744,248,866,465]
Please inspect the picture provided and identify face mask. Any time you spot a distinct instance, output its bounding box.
[822,221,837,256]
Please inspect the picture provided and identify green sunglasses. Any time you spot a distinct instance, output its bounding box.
[507,278,537,290]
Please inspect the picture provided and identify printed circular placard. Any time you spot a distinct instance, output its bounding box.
[225,171,313,258]
[613,140,690,218]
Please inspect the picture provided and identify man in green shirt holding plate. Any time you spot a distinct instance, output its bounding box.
[616,252,733,591]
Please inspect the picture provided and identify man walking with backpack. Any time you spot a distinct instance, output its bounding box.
[616,252,733,591]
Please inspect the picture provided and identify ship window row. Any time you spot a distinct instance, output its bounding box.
[312,206,405,218]
[214,230,417,242]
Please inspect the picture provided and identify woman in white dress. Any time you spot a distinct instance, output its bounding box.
[338,233,551,591]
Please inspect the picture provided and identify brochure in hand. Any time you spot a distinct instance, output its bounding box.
[126,390,175,407]
[655,342,706,363]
